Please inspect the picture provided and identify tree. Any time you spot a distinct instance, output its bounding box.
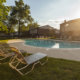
[27,22,40,31]
[5,16,18,37]
[0,0,10,32]
[10,0,33,37]
[20,25,27,32]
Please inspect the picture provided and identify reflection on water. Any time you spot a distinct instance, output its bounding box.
[25,39,80,48]
[52,43,59,48]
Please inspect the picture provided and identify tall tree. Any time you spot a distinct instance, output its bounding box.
[5,16,17,37]
[0,0,10,32]
[10,0,33,37]
[27,22,40,30]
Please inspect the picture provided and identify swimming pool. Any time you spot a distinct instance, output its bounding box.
[25,39,80,48]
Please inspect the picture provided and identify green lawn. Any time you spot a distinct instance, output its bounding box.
[1,57,80,80]
[0,40,8,42]
[0,39,14,42]
[0,39,21,42]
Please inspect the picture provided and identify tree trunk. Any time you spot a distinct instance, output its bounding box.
[18,19,20,38]
[8,27,11,39]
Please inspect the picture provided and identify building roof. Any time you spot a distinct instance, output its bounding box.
[29,25,54,30]
[61,18,80,25]
[40,25,54,30]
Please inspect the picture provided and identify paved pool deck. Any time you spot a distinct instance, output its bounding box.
[8,39,80,62]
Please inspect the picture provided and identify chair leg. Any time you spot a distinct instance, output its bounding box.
[18,61,39,75]
[9,56,48,76]
[9,56,20,68]
[15,62,20,68]
[9,63,24,75]
[10,61,40,75]
[9,56,14,63]
[9,58,25,76]
[10,55,17,64]
[25,61,40,75]
[39,57,48,66]
[0,57,8,64]
[18,64,28,70]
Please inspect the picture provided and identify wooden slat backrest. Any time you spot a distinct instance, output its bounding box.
[0,42,13,54]
[10,47,26,64]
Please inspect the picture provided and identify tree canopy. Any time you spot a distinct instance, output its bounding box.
[0,0,40,38]
[27,22,40,31]
[0,0,10,32]
[10,0,34,37]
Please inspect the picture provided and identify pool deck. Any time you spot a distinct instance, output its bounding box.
[8,39,80,62]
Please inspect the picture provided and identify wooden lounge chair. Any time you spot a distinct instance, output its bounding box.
[0,49,14,61]
[0,43,15,63]
[9,48,48,75]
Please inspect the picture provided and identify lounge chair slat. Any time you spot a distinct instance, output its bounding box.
[24,53,47,64]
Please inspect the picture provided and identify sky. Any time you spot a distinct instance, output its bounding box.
[5,0,80,29]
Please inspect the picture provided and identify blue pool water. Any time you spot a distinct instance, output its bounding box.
[25,39,80,48]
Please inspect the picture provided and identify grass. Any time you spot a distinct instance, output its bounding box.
[1,57,80,80]
[0,39,15,42]
[0,38,22,43]
[0,40,8,42]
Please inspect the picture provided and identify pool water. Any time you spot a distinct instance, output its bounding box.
[25,39,80,48]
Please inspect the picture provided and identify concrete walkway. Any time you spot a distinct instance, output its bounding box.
[9,42,80,62]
